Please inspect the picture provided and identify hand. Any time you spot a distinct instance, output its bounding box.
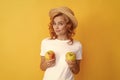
[66,60,77,68]
[46,59,56,68]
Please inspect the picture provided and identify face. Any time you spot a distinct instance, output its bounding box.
[53,15,67,36]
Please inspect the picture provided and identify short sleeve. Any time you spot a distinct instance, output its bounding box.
[76,43,82,60]
[40,39,46,56]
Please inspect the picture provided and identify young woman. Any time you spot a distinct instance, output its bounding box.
[40,6,82,80]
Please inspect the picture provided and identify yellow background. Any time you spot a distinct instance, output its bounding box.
[0,0,120,80]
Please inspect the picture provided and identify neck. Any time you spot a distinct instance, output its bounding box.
[57,35,68,40]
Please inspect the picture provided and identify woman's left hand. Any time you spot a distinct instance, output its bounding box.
[66,60,80,74]
[66,60,77,68]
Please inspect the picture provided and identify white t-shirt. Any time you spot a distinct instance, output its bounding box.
[40,37,82,80]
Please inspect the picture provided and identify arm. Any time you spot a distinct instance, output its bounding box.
[40,56,56,71]
[40,56,48,71]
[66,60,81,74]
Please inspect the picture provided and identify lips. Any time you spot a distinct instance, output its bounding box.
[55,30,61,33]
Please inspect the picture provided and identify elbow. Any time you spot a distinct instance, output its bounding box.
[73,68,80,75]
[73,70,80,75]
[40,67,45,71]
[41,68,46,71]
[40,67,46,71]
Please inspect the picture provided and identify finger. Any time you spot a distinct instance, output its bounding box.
[47,62,50,67]
[49,59,55,62]
[66,60,76,64]
[66,60,71,64]
[51,63,55,66]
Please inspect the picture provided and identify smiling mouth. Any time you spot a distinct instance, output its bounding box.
[55,30,61,32]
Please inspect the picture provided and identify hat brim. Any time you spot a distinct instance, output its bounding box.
[49,7,78,28]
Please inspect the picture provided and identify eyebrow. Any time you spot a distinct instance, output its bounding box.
[58,21,64,23]
[54,21,65,23]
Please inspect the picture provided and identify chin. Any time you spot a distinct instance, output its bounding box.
[55,33,61,35]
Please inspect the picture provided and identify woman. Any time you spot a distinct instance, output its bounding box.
[40,6,82,80]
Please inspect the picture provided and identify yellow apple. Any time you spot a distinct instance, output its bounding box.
[45,50,55,60]
[66,52,76,61]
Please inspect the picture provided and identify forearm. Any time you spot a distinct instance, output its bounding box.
[68,60,80,74]
[70,63,80,74]
[40,61,48,71]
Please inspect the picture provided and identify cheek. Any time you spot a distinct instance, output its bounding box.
[53,26,57,30]
[62,27,67,33]
[60,25,66,30]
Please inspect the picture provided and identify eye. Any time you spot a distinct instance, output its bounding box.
[52,22,56,25]
[58,22,64,26]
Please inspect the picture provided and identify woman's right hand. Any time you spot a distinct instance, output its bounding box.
[46,59,56,68]
[40,56,56,71]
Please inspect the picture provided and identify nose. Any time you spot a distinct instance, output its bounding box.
[54,24,59,29]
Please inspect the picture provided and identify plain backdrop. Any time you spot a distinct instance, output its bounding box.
[0,0,120,80]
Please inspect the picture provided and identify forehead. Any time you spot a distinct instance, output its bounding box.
[54,15,66,22]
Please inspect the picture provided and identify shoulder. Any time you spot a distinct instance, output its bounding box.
[41,37,50,41]
[73,40,82,47]
[40,37,50,46]
[41,37,53,44]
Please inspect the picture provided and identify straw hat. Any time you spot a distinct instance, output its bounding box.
[49,6,78,28]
